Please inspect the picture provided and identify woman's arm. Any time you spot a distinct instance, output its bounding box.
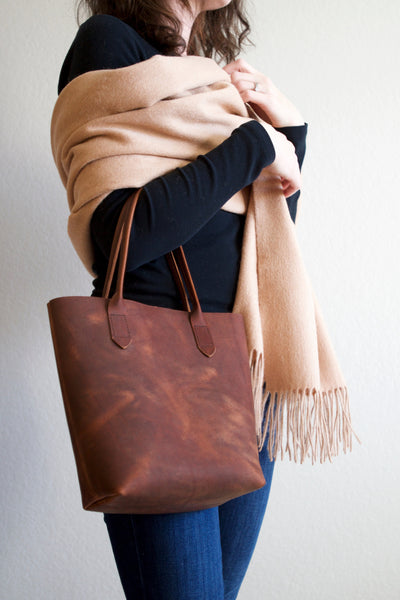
[91,120,277,272]
[60,16,303,272]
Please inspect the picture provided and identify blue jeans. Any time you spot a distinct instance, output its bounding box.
[103,441,275,600]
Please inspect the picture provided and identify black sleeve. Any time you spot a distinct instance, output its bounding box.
[91,120,275,272]
[276,123,308,222]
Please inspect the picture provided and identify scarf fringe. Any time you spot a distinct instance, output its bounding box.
[250,353,360,464]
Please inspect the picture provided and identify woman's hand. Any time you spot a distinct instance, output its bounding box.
[223,58,304,128]
[263,125,301,197]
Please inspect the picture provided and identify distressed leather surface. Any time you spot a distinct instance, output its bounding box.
[48,296,265,513]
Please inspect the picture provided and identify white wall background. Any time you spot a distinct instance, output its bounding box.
[1,0,399,598]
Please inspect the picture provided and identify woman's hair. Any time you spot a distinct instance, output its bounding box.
[76,1,252,63]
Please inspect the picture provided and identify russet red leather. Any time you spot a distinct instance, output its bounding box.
[47,189,265,513]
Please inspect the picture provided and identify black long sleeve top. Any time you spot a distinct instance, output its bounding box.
[58,14,307,312]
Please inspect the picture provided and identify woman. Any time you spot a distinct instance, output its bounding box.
[56,1,307,598]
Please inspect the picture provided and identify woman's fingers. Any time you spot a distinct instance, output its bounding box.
[224,59,304,128]
[223,58,257,75]
[229,72,265,93]
[263,126,302,197]
[281,178,299,198]
[223,60,266,94]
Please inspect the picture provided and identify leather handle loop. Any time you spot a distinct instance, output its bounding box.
[103,189,215,356]
[170,247,216,357]
[104,190,141,349]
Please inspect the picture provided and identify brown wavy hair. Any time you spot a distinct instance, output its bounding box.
[76,1,252,63]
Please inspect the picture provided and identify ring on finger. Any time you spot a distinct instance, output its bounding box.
[254,81,261,92]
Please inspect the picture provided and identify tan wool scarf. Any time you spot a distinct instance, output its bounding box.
[51,54,359,463]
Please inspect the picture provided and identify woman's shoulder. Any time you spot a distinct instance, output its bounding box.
[76,14,142,46]
[58,14,157,93]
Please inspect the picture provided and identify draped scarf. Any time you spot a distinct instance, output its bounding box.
[51,54,359,463]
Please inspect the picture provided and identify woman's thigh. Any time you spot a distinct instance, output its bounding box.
[104,507,224,600]
[218,442,275,600]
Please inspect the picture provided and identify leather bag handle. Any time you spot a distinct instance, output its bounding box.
[103,190,216,357]
[102,194,134,300]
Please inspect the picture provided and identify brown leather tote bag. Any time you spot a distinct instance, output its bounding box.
[47,189,265,513]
